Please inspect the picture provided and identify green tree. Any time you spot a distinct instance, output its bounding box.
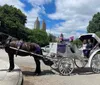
[0,4,28,40]
[28,29,49,46]
[48,33,56,42]
[73,38,82,47]
[87,12,100,33]
[95,31,100,37]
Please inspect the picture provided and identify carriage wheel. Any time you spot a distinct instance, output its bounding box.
[58,57,74,76]
[74,58,88,68]
[91,52,100,73]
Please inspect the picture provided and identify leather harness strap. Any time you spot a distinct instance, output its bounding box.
[16,40,23,57]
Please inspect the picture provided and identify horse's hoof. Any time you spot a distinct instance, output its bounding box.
[8,68,14,72]
[7,69,12,72]
[34,72,41,76]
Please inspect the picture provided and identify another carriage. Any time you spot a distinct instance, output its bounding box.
[43,33,100,76]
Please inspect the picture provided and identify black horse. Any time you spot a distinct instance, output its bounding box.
[0,33,53,75]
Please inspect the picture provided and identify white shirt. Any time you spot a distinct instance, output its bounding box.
[79,44,87,50]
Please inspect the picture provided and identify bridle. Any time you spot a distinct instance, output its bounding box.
[0,35,12,48]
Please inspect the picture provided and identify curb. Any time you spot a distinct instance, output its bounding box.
[0,59,23,85]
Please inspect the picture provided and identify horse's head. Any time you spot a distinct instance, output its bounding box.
[0,33,12,48]
[0,33,8,44]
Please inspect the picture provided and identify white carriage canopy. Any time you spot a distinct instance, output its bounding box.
[79,33,100,46]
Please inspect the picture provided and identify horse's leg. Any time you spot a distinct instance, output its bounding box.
[34,57,41,75]
[8,53,14,72]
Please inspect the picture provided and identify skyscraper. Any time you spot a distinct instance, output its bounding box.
[41,20,46,31]
[34,17,40,29]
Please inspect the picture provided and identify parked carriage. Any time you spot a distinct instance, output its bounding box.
[42,33,100,76]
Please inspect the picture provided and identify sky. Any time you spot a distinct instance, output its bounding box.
[0,0,100,38]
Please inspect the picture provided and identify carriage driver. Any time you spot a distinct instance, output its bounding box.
[59,33,64,42]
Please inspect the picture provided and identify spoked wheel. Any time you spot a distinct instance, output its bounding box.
[58,57,74,76]
[74,58,88,68]
[91,52,100,73]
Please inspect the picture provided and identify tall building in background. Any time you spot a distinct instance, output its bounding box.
[34,17,40,29]
[41,20,46,31]
[34,17,47,31]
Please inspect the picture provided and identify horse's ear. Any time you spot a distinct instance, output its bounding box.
[7,36,12,40]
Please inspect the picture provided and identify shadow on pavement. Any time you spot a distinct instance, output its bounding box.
[72,67,96,75]
[0,69,21,72]
[22,70,55,76]
[21,67,98,76]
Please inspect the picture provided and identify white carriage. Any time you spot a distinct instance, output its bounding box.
[44,33,100,76]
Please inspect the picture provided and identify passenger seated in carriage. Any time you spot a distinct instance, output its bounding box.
[82,39,93,58]
[87,39,93,50]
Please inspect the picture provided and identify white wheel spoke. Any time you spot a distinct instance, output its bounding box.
[58,57,74,76]
[91,52,100,73]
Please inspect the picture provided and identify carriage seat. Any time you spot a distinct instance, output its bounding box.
[57,44,66,53]
[57,44,75,58]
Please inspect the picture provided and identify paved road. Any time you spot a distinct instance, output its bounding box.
[0,49,100,85]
